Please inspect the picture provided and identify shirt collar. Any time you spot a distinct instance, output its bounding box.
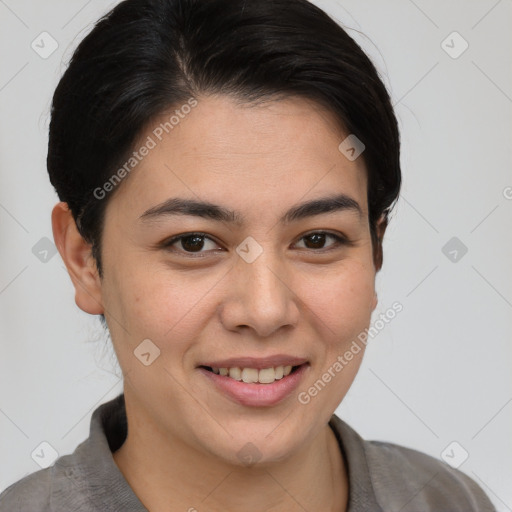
[64,393,381,512]
[328,414,383,511]
[63,393,148,511]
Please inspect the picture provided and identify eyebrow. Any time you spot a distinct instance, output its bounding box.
[139,193,363,225]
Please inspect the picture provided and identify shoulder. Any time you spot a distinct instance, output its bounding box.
[364,438,496,511]
[0,467,52,511]
[329,414,496,512]
[0,454,88,512]
[0,394,130,512]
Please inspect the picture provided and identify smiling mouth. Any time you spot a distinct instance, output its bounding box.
[199,364,304,384]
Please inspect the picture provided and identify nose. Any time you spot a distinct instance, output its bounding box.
[219,249,300,338]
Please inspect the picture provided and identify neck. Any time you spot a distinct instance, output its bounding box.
[113,397,348,512]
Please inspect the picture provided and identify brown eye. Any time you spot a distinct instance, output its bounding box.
[303,233,328,249]
[179,234,207,252]
[294,232,349,251]
[163,233,222,256]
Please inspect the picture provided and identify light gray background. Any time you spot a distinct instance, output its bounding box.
[1,0,511,509]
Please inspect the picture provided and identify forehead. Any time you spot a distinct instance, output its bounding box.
[106,94,369,223]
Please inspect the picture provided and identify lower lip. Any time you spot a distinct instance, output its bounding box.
[198,364,309,407]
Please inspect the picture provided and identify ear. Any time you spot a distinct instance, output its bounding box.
[372,214,388,273]
[51,202,104,315]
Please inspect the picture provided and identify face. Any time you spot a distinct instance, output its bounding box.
[68,94,382,466]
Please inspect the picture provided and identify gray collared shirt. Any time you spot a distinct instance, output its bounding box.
[0,394,496,511]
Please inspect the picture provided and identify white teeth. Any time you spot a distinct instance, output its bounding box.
[228,367,242,380]
[209,365,298,384]
[241,368,259,383]
[258,368,276,384]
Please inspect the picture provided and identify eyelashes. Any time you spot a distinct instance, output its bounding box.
[160,230,354,258]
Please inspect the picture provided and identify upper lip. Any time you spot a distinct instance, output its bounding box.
[198,355,309,370]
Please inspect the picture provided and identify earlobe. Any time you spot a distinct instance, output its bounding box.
[51,202,104,315]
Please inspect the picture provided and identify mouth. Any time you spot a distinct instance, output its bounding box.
[197,355,309,380]
[199,364,305,384]
[197,362,310,407]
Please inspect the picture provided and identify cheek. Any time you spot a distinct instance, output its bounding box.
[301,259,375,341]
[108,264,222,347]
[293,262,374,420]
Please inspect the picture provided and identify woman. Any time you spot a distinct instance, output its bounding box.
[0,0,496,510]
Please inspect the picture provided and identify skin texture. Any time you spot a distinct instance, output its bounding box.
[52,94,386,512]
